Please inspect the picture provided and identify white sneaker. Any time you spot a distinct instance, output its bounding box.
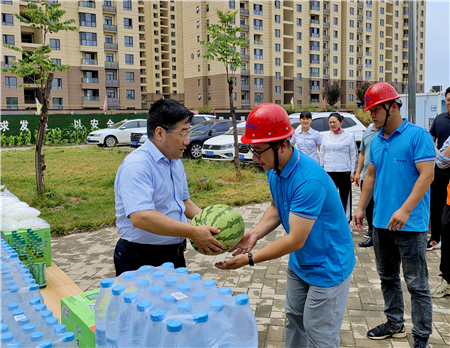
[434,241,442,249]
[431,278,450,298]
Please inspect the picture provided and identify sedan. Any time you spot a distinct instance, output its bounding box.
[87,119,147,147]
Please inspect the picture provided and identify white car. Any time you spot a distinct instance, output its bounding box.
[190,114,216,127]
[87,119,147,147]
[289,112,366,146]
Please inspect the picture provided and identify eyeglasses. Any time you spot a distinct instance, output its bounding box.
[249,146,272,159]
[161,126,192,140]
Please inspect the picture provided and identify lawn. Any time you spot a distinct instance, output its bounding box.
[1,147,270,234]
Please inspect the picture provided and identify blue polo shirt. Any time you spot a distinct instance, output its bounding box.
[369,119,436,232]
[114,138,189,245]
[267,149,355,287]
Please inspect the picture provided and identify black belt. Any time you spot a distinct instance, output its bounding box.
[119,238,186,256]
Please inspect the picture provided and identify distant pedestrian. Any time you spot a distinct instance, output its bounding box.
[432,134,450,298]
[354,82,435,348]
[319,113,358,222]
[354,123,380,248]
[291,111,321,162]
[428,86,450,251]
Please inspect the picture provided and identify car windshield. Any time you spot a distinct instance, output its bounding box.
[110,120,127,129]
[190,122,213,134]
[224,127,246,135]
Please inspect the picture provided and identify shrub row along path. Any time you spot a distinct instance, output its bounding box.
[51,190,449,348]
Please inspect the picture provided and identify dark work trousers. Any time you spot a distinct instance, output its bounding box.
[360,180,374,234]
[113,238,186,276]
[441,204,450,283]
[327,171,352,223]
[430,173,450,242]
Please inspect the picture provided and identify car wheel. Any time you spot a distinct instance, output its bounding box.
[189,142,202,159]
[104,136,117,147]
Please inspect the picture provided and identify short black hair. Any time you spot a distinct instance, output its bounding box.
[147,99,194,138]
[445,86,450,98]
[300,111,312,119]
[329,112,343,122]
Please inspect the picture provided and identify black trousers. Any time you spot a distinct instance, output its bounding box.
[113,238,186,277]
[327,171,352,222]
[441,204,450,283]
[430,173,450,241]
[360,180,374,233]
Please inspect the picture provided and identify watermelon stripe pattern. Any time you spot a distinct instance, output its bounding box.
[190,204,245,254]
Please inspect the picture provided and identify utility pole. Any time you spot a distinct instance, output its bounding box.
[407,0,417,124]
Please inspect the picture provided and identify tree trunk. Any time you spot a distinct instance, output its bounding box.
[35,73,53,195]
[228,79,241,178]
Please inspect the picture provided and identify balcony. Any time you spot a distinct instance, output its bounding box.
[357,28,363,33]
[323,35,330,41]
[323,61,330,67]
[104,43,118,50]
[78,1,95,8]
[81,77,98,84]
[105,61,119,69]
[357,40,363,45]
[323,48,330,54]
[366,40,372,44]
[357,2,363,8]
[357,64,362,69]
[323,9,330,14]
[356,76,362,81]
[357,52,363,57]
[108,98,120,104]
[240,9,249,15]
[323,22,330,28]
[81,58,98,65]
[83,96,99,103]
[241,84,250,91]
[254,40,263,45]
[241,69,250,76]
[365,52,372,56]
[311,19,320,25]
[241,99,250,105]
[323,74,330,79]
[402,78,408,82]
[103,24,117,32]
[357,15,363,20]
[102,5,116,13]
[240,24,249,31]
[241,54,250,61]
[105,79,119,87]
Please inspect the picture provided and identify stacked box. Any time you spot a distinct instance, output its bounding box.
[1,226,51,267]
[61,289,99,348]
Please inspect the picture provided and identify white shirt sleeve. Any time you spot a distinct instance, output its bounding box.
[349,134,357,174]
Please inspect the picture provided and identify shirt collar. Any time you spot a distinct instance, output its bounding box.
[279,147,300,179]
[144,138,171,164]
[379,118,409,139]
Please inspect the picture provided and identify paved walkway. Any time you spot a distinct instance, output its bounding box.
[51,190,449,348]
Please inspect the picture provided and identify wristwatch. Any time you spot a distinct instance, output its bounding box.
[248,252,254,266]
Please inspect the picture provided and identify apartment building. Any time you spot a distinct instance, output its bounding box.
[1,0,425,111]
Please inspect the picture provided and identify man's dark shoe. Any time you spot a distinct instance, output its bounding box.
[413,336,429,348]
[367,321,406,340]
[359,236,373,248]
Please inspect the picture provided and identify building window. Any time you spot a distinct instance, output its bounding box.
[79,13,96,27]
[80,32,97,46]
[310,81,320,90]
[333,4,338,12]
[349,70,354,77]
[3,34,14,45]
[310,67,320,77]
[349,95,354,102]
[126,90,135,100]
[198,94,202,101]
[333,69,338,76]
[297,73,302,81]
[297,4,302,12]
[6,97,18,109]
[52,98,63,109]
[297,59,302,67]
[254,19,263,30]
[254,4,262,15]
[125,54,133,65]
[275,15,280,23]
[350,20,354,27]
[275,43,280,52]
[275,72,281,80]
[366,23,372,32]
[123,0,132,10]
[4,55,15,66]
[310,28,320,38]
[333,17,338,25]
[254,63,263,74]
[365,71,371,80]
[297,46,302,54]
[275,86,281,94]
[255,93,263,103]
[349,45,354,52]
[52,78,62,89]
[350,33,354,40]
[310,41,320,51]
[380,19,384,26]
[198,79,201,86]
[297,18,301,26]
[297,87,302,95]
[310,54,320,64]
[350,57,354,65]
[379,66,383,73]
[275,1,280,9]
[254,49,263,60]
[124,18,132,29]
[349,82,354,89]
[333,30,338,38]
[297,32,302,40]
[350,7,354,15]
[255,78,263,89]
[198,65,201,72]
[2,13,13,26]
[106,53,114,62]
[124,36,133,47]
[50,38,60,50]
[380,54,383,61]
[310,1,320,11]
[333,43,338,51]
[105,35,113,44]
[5,76,17,89]
[275,58,281,66]
[275,29,280,38]
[126,72,134,83]
[229,0,235,9]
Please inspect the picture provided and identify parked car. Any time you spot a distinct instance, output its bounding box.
[186,119,233,159]
[288,112,366,146]
[130,115,216,148]
[87,119,147,147]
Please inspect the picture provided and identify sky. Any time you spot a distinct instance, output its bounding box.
[425,0,450,92]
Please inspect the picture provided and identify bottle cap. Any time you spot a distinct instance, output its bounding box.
[210,300,224,312]
[30,284,39,291]
[234,294,249,306]
[8,286,19,293]
[111,285,126,296]
[137,300,152,312]
[124,292,138,304]
[136,279,149,289]
[150,309,166,322]
[7,303,19,311]
[138,265,153,273]
[167,319,182,333]
[218,287,232,297]
[3,275,13,281]
[100,278,114,289]
[1,324,9,333]
[175,267,188,275]
[193,310,209,323]
[164,277,177,287]
[18,316,30,325]
[152,271,164,279]
[161,262,174,269]
[29,298,41,306]
[35,304,47,312]
[177,284,191,293]
[38,340,53,348]
[12,309,24,317]
[40,310,53,319]
[123,272,137,280]
[203,279,217,288]
[46,317,59,326]
[62,332,75,342]
[53,324,66,334]
[30,332,43,342]
[177,302,192,314]
[192,291,206,302]
[5,280,15,286]
[6,342,21,348]
[23,324,35,334]
[163,294,176,304]
[149,285,163,297]
[1,332,14,343]
[25,279,36,285]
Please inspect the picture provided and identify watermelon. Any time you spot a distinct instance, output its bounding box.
[190,204,245,254]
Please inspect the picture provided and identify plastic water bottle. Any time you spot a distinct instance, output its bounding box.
[189,311,209,347]
[95,278,114,348]
[164,277,177,291]
[136,279,150,302]
[117,292,138,348]
[42,317,59,339]
[176,302,193,336]
[161,262,175,276]
[122,272,137,293]
[131,300,152,348]
[175,267,189,283]
[149,286,163,308]
[151,271,164,287]
[231,294,258,347]
[11,309,25,321]
[188,273,202,291]
[163,294,177,315]
[192,292,206,312]
[208,300,233,347]
[11,316,30,340]
[49,324,66,343]
[218,287,233,317]
[3,286,22,305]
[6,341,21,348]
[26,331,43,347]
[177,284,191,298]
[23,297,42,319]
[162,319,188,348]
[145,309,166,347]
[20,284,43,304]
[137,265,153,280]
[19,323,35,345]
[53,332,76,348]
[1,324,9,334]
[30,304,47,323]
[1,332,14,345]
[38,340,53,348]
[105,285,125,348]
[203,279,218,301]
[7,303,19,315]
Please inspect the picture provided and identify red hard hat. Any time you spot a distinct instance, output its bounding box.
[364,82,402,112]
[241,103,295,144]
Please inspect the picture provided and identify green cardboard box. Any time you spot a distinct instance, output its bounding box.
[61,289,99,348]
[1,226,52,267]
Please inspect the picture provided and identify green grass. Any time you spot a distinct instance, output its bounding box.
[1,147,269,235]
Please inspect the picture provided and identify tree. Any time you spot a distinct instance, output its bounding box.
[1,0,77,195]
[200,9,249,177]
[355,81,372,108]
[322,80,343,107]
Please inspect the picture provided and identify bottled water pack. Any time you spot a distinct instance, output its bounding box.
[97,262,258,348]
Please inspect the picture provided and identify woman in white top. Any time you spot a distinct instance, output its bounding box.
[319,113,358,222]
[291,111,322,162]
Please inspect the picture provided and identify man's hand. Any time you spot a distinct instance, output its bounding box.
[350,173,355,183]
[387,208,410,231]
[353,209,366,231]
[354,172,361,187]
[215,254,249,270]
[229,231,258,256]
[191,226,223,255]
